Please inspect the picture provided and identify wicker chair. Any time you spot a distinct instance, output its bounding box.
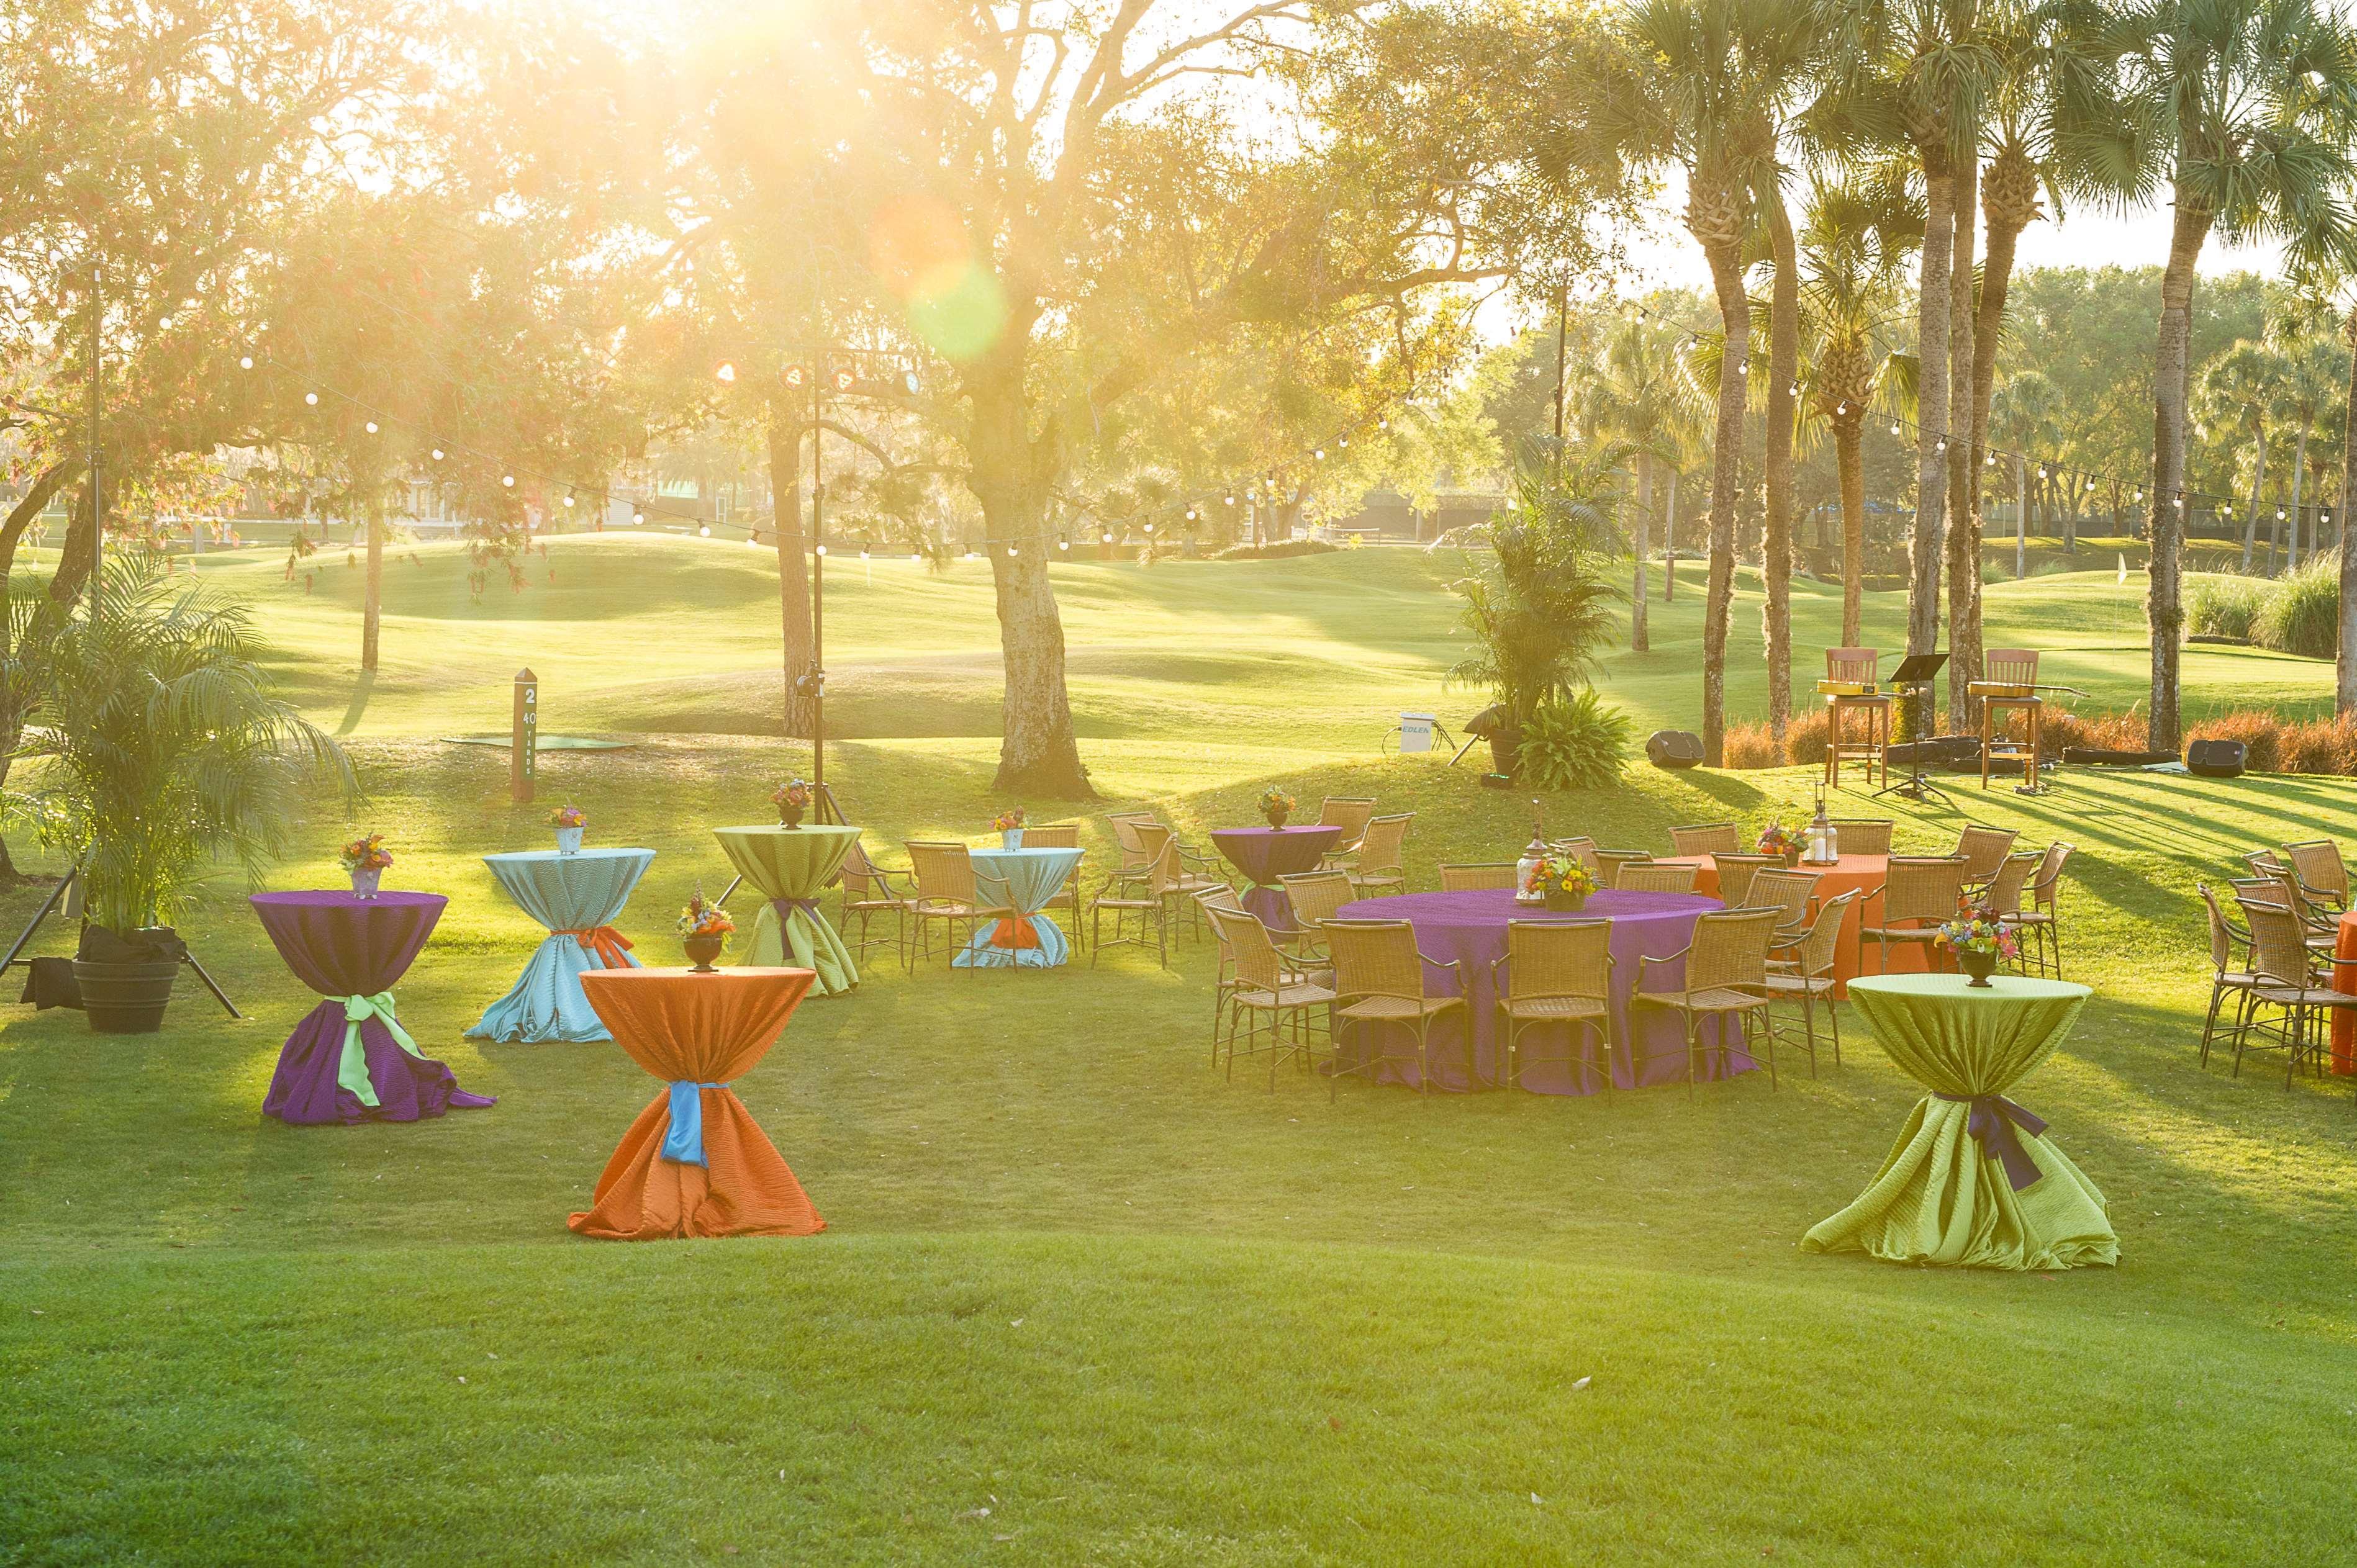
[2251,856,2341,952]
[1136,821,1225,939]
[1201,883,1325,1040]
[2233,894,2357,1086]
[904,841,1014,975]
[1549,837,1603,882]
[1762,890,1857,1076]
[1088,838,1179,968]
[1318,796,1380,869]
[1632,908,1781,1091]
[1491,919,1615,1093]
[1827,818,1894,856]
[1710,852,1783,909]
[1742,868,1820,950]
[1279,870,1357,962]
[1980,851,2043,963]
[2197,882,2261,1070]
[1619,862,1700,894]
[1021,822,1085,949]
[1343,813,1413,896]
[1593,850,1652,889]
[1440,862,1520,891]
[1953,824,2020,889]
[2012,842,2074,977]
[1860,856,1968,975]
[836,840,915,966]
[1325,919,1466,1097]
[1670,822,1742,857]
[1205,905,1336,1088]
[2282,839,2351,916]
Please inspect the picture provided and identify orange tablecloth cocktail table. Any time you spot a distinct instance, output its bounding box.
[1655,852,1932,995]
[567,966,826,1241]
[2328,912,2357,1076]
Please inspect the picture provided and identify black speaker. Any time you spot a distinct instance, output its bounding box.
[2187,739,2246,779]
[1647,729,1704,769]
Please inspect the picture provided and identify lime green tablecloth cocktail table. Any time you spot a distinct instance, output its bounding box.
[1803,973,2117,1271]
[711,824,862,996]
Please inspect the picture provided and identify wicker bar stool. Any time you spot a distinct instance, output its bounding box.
[1318,796,1380,869]
[1824,647,1891,788]
[1978,648,2042,790]
[1549,837,1603,883]
[1022,822,1085,950]
[1204,905,1336,1088]
[1325,920,1466,1097]
[2013,842,2074,976]
[904,841,1015,975]
[1592,850,1652,889]
[2282,839,2351,916]
[1491,919,1616,1093]
[1088,839,1180,968]
[835,840,915,966]
[2233,894,2357,1086]
[1343,813,1414,896]
[1632,908,1780,1092]
[1136,821,1225,940]
[1742,868,1821,952]
[1710,852,1782,909]
[2196,882,2261,1069]
[1619,862,1700,894]
[1439,862,1520,891]
[1668,822,1741,857]
[1827,819,1894,855]
[1860,855,1968,975]
[1762,890,1857,1075]
[1953,824,2019,892]
[1278,870,1357,962]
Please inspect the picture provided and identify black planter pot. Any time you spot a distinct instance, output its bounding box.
[1487,733,1521,778]
[73,958,177,1033]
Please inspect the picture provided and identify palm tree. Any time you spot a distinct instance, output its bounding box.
[1798,171,1923,645]
[1989,369,2064,561]
[1571,315,1694,652]
[2120,0,2357,750]
[2193,339,2287,569]
[2266,329,2345,570]
[1611,0,1816,765]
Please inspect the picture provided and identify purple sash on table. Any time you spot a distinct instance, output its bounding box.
[1934,1091,2048,1191]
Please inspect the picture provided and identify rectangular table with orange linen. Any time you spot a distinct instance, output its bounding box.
[1655,853,1931,996]
[567,966,826,1241]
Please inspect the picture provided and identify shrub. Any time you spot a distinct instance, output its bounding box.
[1722,720,1782,769]
[2044,708,2153,754]
[2186,709,2284,773]
[1781,706,1831,766]
[1212,538,1341,561]
[2277,714,2357,776]
[2253,550,2339,659]
[2185,573,2273,642]
[1519,688,1632,790]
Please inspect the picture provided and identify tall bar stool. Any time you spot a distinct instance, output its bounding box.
[1978,648,2042,791]
[1822,647,1890,788]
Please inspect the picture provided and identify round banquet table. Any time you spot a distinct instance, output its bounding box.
[1656,852,1927,995]
[469,847,654,1043]
[1331,887,1753,1093]
[567,966,825,1241]
[1803,974,2115,1271]
[251,891,495,1126]
[956,845,1084,968]
[711,825,862,996]
[1211,826,1344,932]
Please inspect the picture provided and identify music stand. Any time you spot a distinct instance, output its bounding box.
[1873,651,1955,808]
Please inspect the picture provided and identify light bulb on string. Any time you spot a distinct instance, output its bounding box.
[697,524,711,537]
[304,392,319,406]
[1057,537,1069,551]
[430,448,444,461]
[1102,531,1114,544]
[238,355,253,371]
[1985,451,1996,467]
[501,475,515,488]
[1143,522,1156,534]
[1223,493,1236,507]
[1006,544,1018,557]
[364,421,378,435]
[814,543,828,557]
[1313,448,1326,461]
[1889,422,1901,437]
[715,362,736,383]
[631,510,644,525]
[563,493,575,508]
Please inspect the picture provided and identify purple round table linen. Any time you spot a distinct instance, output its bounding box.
[251,891,494,1126]
[1331,887,1757,1094]
[1210,826,1344,931]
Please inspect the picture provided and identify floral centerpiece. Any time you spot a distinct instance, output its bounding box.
[677,890,735,973]
[1935,902,2019,986]
[549,804,586,854]
[1528,855,1598,912]
[1259,788,1296,829]
[1756,821,1802,867]
[772,778,812,829]
[339,833,392,899]
[992,806,1027,850]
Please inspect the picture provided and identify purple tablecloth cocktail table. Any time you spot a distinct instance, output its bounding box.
[251,891,495,1127]
[1210,825,1344,931]
[1331,887,1756,1094]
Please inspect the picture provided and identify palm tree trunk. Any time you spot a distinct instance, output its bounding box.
[1909,145,1954,661]
[1701,244,1750,767]
[766,412,815,738]
[1663,469,1678,602]
[2242,427,2268,570]
[2338,310,2357,712]
[1947,153,1982,730]
[1762,184,1799,744]
[361,495,383,674]
[1836,418,1865,646]
[2289,427,2309,570]
[1632,453,1652,652]
[2146,196,2212,754]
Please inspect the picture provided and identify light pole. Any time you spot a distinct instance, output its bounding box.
[87,263,102,620]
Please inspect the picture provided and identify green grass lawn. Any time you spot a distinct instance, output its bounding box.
[4,540,2356,1565]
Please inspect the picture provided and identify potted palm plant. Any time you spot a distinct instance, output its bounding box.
[7,571,350,1033]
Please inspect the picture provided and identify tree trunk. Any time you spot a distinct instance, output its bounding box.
[1631,453,1651,652]
[2243,426,2268,571]
[1701,244,1750,767]
[1663,470,1678,602]
[0,458,81,885]
[2146,196,2212,754]
[1762,184,1799,745]
[766,413,815,738]
[47,481,97,606]
[2338,311,2357,711]
[967,354,1093,798]
[1910,145,1954,662]
[1948,153,1983,729]
[2289,427,2309,571]
[1837,418,1865,645]
[361,495,384,674]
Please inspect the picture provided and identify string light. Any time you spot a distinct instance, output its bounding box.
[562,493,575,508]
[715,363,736,383]
[697,524,711,537]
[1057,537,1070,551]
[304,392,319,405]
[501,474,515,488]
[1101,530,1113,543]
[430,448,444,461]
[631,509,644,524]
[364,420,378,434]
[1006,544,1018,557]
[814,543,828,556]
[238,355,253,370]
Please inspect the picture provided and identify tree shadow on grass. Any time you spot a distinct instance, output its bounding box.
[335,670,374,736]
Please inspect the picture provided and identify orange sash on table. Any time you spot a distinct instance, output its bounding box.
[989,914,1041,949]
[562,926,634,969]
